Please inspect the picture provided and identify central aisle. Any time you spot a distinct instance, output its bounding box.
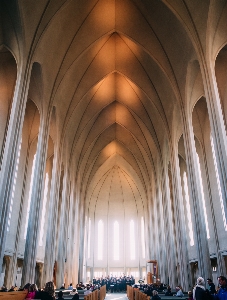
[105,292,128,300]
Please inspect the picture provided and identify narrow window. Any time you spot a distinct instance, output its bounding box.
[88,218,91,259]
[196,153,210,239]
[24,154,36,239]
[141,217,145,258]
[130,220,135,260]
[39,173,49,246]
[113,221,119,260]
[183,172,194,246]
[7,138,22,231]
[210,135,227,230]
[98,220,103,260]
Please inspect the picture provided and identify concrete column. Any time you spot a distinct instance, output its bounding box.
[155,187,166,283]
[198,142,225,275]
[0,65,29,272]
[56,165,70,288]
[161,168,178,288]
[170,146,190,290]
[65,180,77,285]
[21,116,51,286]
[7,144,31,287]
[203,63,227,221]
[182,114,211,280]
[78,201,85,282]
[72,198,80,285]
[42,145,62,285]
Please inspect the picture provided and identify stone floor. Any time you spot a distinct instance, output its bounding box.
[105,292,128,300]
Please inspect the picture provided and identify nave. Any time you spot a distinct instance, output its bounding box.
[0,0,227,293]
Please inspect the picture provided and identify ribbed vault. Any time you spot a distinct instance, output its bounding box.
[28,0,197,213]
[12,0,200,216]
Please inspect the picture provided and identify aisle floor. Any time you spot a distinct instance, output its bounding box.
[105,292,128,300]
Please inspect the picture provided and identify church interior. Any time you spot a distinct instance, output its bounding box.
[1,0,227,292]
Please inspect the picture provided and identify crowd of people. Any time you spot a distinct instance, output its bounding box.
[145,275,227,300]
[0,281,57,299]
[0,274,227,299]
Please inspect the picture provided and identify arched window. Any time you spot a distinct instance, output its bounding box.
[113,221,119,260]
[7,138,22,231]
[196,153,210,239]
[130,220,135,260]
[39,173,49,246]
[24,154,36,239]
[98,219,103,260]
[141,217,145,258]
[210,135,227,230]
[183,172,194,246]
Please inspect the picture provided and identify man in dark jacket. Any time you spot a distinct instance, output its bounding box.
[207,278,216,295]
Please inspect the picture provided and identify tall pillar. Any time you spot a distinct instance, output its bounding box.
[56,165,70,288]
[0,66,28,273]
[21,116,51,286]
[7,142,35,287]
[42,145,62,285]
[170,145,190,290]
[182,113,211,280]
[78,201,85,282]
[203,63,227,221]
[202,62,227,276]
[161,167,178,288]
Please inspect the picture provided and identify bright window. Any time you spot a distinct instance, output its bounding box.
[113,221,119,260]
[88,218,91,258]
[7,138,22,231]
[130,220,135,260]
[24,154,36,239]
[196,153,210,239]
[98,220,103,260]
[210,135,227,230]
[141,217,145,258]
[183,172,194,246]
[39,173,49,246]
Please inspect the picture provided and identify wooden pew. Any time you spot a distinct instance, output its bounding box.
[0,291,27,300]
[99,285,106,300]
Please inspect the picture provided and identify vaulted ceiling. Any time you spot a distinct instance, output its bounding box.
[10,0,217,215]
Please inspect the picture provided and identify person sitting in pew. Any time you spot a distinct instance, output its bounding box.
[175,285,184,297]
[58,291,65,300]
[165,286,173,296]
[151,290,161,300]
[72,291,79,300]
[70,288,78,295]
[59,284,65,290]
[84,286,92,295]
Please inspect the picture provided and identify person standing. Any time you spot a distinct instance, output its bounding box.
[193,277,207,300]
[213,276,227,300]
[207,279,216,295]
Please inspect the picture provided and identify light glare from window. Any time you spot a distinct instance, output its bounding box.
[98,220,103,260]
[39,173,49,246]
[141,217,145,258]
[24,154,36,239]
[130,220,135,260]
[196,153,210,239]
[210,136,227,230]
[183,172,194,246]
[113,221,119,260]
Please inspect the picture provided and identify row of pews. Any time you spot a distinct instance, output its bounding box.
[127,285,188,300]
[0,285,107,300]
